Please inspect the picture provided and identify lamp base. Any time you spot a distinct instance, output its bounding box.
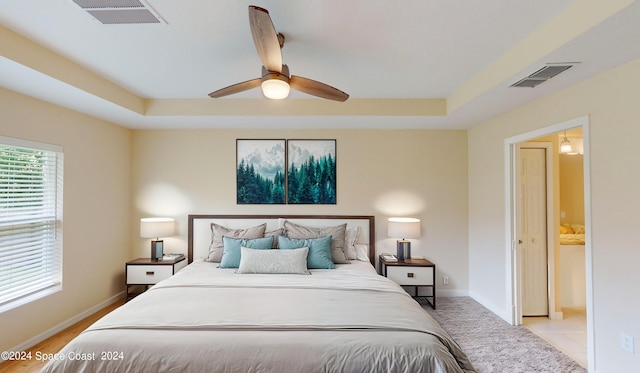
[151,240,164,261]
[396,240,411,261]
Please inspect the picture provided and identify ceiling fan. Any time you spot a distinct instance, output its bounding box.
[208,5,349,102]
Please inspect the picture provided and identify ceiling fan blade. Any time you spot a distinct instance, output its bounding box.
[208,78,262,98]
[289,76,349,102]
[248,6,282,73]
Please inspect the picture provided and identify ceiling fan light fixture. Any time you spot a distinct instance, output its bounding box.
[261,78,290,99]
[208,6,348,102]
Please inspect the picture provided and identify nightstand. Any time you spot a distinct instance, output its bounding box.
[125,257,187,301]
[379,256,436,309]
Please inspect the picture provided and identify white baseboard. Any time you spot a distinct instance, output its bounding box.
[4,292,123,360]
[549,310,564,320]
[468,290,511,323]
[437,289,469,297]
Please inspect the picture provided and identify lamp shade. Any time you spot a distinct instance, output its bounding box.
[140,217,175,238]
[388,217,421,239]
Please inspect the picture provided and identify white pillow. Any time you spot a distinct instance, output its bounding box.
[344,226,360,260]
[237,247,310,275]
[354,243,369,262]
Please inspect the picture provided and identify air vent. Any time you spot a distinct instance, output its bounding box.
[73,0,165,24]
[511,63,577,88]
[87,9,160,24]
[73,0,145,8]
[511,78,546,88]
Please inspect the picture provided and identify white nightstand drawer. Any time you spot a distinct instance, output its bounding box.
[387,266,433,286]
[127,265,173,284]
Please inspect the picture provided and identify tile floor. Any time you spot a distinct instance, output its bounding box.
[523,308,588,369]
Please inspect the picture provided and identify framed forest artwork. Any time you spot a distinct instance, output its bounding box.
[287,139,336,204]
[236,139,286,204]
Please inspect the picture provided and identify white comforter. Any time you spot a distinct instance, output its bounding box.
[42,261,475,373]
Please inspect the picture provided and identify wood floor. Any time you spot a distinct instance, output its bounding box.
[0,300,124,373]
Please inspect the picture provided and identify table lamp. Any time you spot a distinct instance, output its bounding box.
[388,217,421,260]
[140,217,175,260]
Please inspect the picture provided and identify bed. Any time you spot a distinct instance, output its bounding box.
[42,215,475,373]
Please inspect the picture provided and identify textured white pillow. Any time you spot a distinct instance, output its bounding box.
[344,226,360,260]
[354,243,370,262]
[237,247,310,275]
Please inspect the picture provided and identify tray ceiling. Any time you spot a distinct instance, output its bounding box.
[0,0,639,129]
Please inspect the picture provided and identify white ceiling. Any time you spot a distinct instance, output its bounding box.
[1,0,639,130]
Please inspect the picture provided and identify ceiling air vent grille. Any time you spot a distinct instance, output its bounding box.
[87,9,160,24]
[73,0,164,24]
[511,63,576,88]
[73,0,145,8]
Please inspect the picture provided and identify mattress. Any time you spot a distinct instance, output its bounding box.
[42,261,475,373]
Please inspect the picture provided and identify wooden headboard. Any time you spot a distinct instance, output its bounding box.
[188,215,375,265]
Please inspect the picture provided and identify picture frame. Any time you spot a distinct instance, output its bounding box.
[236,139,286,204]
[287,139,336,204]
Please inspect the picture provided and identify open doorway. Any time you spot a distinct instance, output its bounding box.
[504,115,594,370]
[518,131,587,367]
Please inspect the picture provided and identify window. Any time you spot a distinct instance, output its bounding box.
[0,136,63,312]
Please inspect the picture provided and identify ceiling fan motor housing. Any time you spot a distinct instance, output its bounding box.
[261,65,290,83]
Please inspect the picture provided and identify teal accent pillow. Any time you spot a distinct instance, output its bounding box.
[219,236,274,268]
[278,235,335,269]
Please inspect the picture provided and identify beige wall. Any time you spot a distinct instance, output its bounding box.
[468,57,640,371]
[559,154,585,225]
[0,88,131,353]
[131,129,469,293]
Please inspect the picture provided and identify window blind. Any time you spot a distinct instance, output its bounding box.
[0,137,63,311]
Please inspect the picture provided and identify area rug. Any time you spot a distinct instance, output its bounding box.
[423,297,586,373]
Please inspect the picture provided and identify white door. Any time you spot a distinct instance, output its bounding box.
[520,148,548,316]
